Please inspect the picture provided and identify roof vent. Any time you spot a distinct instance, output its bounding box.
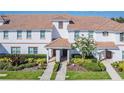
[1,15,10,24]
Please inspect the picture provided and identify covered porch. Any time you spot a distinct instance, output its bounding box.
[95,42,119,60]
[45,38,71,63]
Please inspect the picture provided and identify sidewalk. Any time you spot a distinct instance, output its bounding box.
[40,58,55,80]
[102,60,122,80]
[55,61,67,80]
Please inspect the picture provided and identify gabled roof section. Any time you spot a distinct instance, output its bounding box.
[0,14,124,32]
[45,38,71,49]
[52,15,71,21]
[96,42,118,49]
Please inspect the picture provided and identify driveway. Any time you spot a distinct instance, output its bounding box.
[102,60,122,80]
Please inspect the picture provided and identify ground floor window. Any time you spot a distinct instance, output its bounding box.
[11,47,21,54]
[122,51,124,59]
[28,47,38,54]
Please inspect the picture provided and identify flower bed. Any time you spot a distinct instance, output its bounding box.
[0,54,47,71]
[68,58,106,71]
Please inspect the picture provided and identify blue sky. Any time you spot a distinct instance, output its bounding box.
[0,11,124,18]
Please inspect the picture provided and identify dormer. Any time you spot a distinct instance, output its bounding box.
[51,16,71,30]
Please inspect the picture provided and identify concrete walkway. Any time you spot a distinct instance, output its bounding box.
[40,58,55,80]
[102,60,122,80]
[55,60,67,80]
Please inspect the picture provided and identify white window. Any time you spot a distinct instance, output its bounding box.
[58,21,63,29]
[120,33,124,42]
[3,31,8,39]
[103,32,109,36]
[11,47,21,54]
[17,31,22,39]
[27,30,32,39]
[74,31,79,39]
[88,31,94,38]
[40,31,45,39]
[28,47,38,54]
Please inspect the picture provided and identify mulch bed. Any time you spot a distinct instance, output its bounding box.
[67,64,87,71]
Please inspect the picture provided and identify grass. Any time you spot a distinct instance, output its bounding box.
[0,70,44,80]
[118,72,124,79]
[50,62,60,80]
[66,71,111,80]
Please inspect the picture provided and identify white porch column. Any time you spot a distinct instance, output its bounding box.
[47,49,49,63]
[56,49,60,62]
[67,49,70,62]
[49,49,52,58]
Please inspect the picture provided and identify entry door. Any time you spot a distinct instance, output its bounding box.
[106,51,112,59]
[63,49,67,57]
[52,49,56,57]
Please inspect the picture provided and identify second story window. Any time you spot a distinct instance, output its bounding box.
[40,31,45,39]
[103,32,109,36]
[58,21,63,29]
[17,31,22,39]
[88,31,94,38]
[3,31,8,39]
[74,31,79,39]
[27,30,32,39]
[120,33,124,42]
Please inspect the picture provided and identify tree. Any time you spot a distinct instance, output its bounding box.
[72,37,96,59]
[111,17,124,23]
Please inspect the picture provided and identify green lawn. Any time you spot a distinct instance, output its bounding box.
[50,62,60,80]
[0,70,44,80]
[66,71,111,80]
[119,72,124,79]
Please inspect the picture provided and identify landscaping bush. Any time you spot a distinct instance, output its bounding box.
[0,54,46,59]
[25,58,34,63]
[71,58,84,66]
[0,57,12,63]
[118,62,124,72]
[0,58,12,70]
[0,54,46,71]
[112,62,119,68]
[70,58,105,71]
[36,58,46,68]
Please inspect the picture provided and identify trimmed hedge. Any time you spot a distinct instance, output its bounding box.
[0,54,46,59]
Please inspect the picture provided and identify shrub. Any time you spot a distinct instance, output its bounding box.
[36,58,46,68]
[24,63,37,68]
[0,57,12,63]
[6,65,15,71]
[112,62,119,68]
[0,62,10,70]
[118,62,124,72]
[71,58,84,66]
[25,58,34,63]
[0,58,11,70]
[0,54,46,59]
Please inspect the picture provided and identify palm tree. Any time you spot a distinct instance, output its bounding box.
[72,37,96,59]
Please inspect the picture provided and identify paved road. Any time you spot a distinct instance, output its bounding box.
[55,61,67,80]
[102,60,122,80]
[40,61,55,80]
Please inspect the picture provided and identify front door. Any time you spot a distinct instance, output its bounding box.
[106,51,112,59]
[52,49,56,57]
[63,49,67,57]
